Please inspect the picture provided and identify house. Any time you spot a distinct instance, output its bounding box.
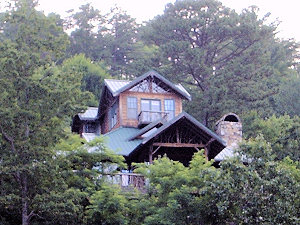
[71,70,241,169]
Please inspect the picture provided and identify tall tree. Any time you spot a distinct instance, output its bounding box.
[67,3,146,78]
[102,7,141,78]
[0,1,88,224]
[142,0,299,125]
[66,3,105,61]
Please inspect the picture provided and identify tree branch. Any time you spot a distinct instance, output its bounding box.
[0,123,16,153]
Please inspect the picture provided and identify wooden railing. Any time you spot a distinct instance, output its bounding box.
[138,111,168,126]
[104,173,145,191]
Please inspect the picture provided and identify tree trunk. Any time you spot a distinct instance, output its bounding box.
[21,174,30,225]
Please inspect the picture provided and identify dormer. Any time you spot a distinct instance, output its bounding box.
[98,70,191,134]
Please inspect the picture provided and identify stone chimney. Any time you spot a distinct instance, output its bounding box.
[215,113,242,148]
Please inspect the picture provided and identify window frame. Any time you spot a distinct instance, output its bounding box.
[110,102,118,129]
[140,98,162,112]
[164,99,175,120]
[127,96,138,119]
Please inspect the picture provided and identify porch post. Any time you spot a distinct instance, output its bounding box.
[149,145,153,164]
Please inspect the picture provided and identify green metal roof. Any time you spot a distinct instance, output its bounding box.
[103,127,142,156]
[102,113,226,159]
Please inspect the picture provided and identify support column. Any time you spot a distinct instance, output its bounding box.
[149,145,153,164]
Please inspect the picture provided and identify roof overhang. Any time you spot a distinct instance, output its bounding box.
[128,112,226,160]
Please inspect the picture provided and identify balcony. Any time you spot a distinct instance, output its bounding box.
[104,173,146,192]
[138,111,168,127]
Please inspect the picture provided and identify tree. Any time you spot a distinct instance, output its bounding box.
[61,54,109,106]
[214,136,300,224]
[275,75,300,117]
[0,1,89,224]
[55,134,126,224]
[67,3,148,79]
[102,7,142,78]
[66,3,105,61]
[134,152,221,225]
[243,112,300,161]
[141,0,299,126]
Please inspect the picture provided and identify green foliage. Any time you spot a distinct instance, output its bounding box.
[134,152,221,225]
[275,75,300,117]
[61,54,109,106]
[0,1,90,224]
[66,3,104,61]
[243,112,300,161]
[141,0,299,125]
[87,185,129,225]
[67,3,145,78]
[215,136,300,224]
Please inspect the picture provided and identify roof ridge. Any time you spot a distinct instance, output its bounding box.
[104,78,130,82]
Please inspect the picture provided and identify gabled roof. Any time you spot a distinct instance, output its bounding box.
[87,112,226,160]
[104,70,191,101]
[78,107,98,120]
[141,112,225,146]
[126,112,226,160]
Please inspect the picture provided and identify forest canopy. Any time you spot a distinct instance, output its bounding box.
[0,0,299,224]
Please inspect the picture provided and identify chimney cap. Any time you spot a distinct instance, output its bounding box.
[216,113,241,126]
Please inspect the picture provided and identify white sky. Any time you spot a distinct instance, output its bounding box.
[4,0,300,41]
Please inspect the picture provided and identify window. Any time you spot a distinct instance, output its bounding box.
[84,122,97,133]
[164,99,175,120]
[127,97,137,119]
[110,102,118,129]
[141,99,161,122]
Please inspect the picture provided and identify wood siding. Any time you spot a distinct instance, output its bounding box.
[101,97,121,134]
[119,90,182,128]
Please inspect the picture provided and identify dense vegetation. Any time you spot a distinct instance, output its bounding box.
[0,0,299,224]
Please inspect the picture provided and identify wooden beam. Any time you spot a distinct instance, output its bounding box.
[152,146,161,155]
[194,147,200,152]
[204,147,208,159]
[176,127,179,143]
[153,142,205,148]
[205,138,215,147]
[149,145,153,164]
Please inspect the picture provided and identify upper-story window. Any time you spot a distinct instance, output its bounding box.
[164,99,175,120]
[140,99,161,122]
[127,97,137,119]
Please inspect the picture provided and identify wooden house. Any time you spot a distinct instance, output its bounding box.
[72,70,229,168]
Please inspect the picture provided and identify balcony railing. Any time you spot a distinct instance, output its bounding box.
[138,111,168,126]
[103,173,145,191]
